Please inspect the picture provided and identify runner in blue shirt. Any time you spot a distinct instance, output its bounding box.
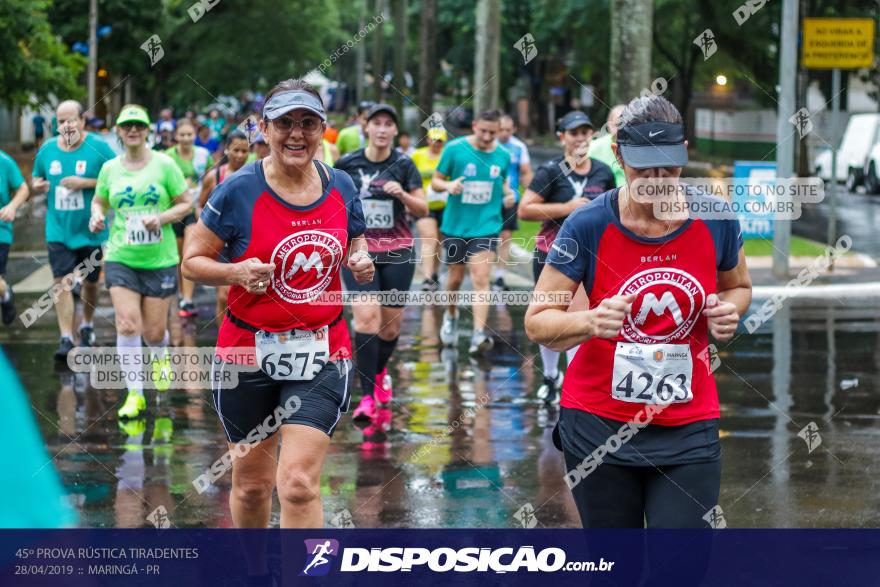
[495,114,532,291]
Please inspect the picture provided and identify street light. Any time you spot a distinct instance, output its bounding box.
[716,74,728,86]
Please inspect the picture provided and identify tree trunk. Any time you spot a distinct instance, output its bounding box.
[372,0,386,102]
[610,0,653,105]
[355,0,369,106]
[473,0,501,114]
[392,0,407,124]
[417,0,437,120]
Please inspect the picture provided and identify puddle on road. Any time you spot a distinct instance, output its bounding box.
[7,296,880,528]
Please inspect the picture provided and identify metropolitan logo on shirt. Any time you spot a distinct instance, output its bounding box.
[271,230,344,303]
[618,267,706,344]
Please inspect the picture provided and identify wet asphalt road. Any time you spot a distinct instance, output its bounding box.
[7,289,880,528]
[5,172,880,529]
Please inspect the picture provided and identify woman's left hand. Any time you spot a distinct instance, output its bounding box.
[703,293,739,342]
[348,251,374,284]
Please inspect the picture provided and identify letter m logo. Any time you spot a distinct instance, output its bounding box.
[287,251,324,279]
[634,291,683,326]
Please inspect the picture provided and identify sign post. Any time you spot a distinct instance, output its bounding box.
[802,17,875,270]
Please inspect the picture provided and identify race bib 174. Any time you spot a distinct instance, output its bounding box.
[55,186,84,211]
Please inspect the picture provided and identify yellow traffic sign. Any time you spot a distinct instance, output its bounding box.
[802,18,875,69]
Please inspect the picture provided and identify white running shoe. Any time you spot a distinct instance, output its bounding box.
[536,372,563,404]
[440,310,459,347]
[468,330,494,356]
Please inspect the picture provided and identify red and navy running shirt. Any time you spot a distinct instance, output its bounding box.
[334,148,422,253]
[547,188,743,426]
[201,160,366,364]
[528,156,615,253]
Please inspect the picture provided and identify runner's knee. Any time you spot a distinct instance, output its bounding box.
[276,468,320,506]
[115,313,141,337]
[232,478,275,509]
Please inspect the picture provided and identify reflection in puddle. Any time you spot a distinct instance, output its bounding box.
[9,296,880,527]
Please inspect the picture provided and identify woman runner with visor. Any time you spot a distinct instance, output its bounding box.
[526,94,751,528]
[183,79,373,529]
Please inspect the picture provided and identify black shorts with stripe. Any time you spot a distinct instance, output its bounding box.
[211,359,352,442]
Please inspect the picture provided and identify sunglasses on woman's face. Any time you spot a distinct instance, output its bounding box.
[120,122,148,131]
[271,116,322,136]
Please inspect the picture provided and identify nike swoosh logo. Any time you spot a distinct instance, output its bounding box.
[648,130,664,138]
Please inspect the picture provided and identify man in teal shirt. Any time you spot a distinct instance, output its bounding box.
[432,109,514,357]
[0,148,29,327]
[32,100,116,358]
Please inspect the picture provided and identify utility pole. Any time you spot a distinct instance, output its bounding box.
[772,0,799,280]
[87,0,98,109]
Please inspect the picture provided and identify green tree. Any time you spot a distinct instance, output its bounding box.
[0,0,85,107]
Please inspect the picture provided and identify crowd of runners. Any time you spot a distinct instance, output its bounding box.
[2,76,750,533]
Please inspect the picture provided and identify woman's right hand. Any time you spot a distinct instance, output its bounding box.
[89,212,105,233]
[589,293,636,339]
[235,257,276,295]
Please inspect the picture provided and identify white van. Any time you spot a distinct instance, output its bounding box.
[813,113,880,183]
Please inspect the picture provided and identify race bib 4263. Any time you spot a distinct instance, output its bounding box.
[611,342,693,404]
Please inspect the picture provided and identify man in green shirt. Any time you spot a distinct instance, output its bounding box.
[31,100,117,357]
[336,101,373,156]
[432,109,514,357]
[588,104,627,187]
[0,148,30,326]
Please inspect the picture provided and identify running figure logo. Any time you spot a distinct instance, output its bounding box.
[300,539,340,576]
[789,108,814,139]
[358,170,378,199]
[693,29,717,60]
[514,33,538,64]
[140,34,165,66]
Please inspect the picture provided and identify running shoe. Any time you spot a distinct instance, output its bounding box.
[440,310,458,347]
[421,277,439,292]
[152,349,173,393]
[374,367,393,404]
[468,330,494,356]
[152,417,174,445]
[118,390,146,420]
[178,299,197,318]
[0,290,15,326]
[492,276,508,292]
[54,336,75,359]
[79,324,95,347]
[352,394,378,422]
[536,372,563,404]
[118,417,146,439]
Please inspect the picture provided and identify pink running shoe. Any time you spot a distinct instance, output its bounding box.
[352,394,378,421]
[374,368,393,405]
